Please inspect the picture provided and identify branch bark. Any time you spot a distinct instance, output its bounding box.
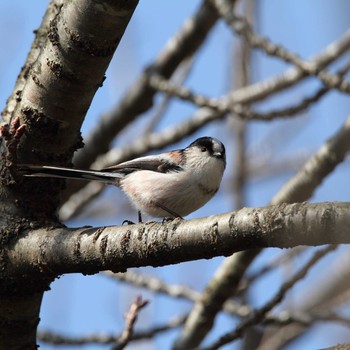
[6,202,350,276]
[14,0,138,164]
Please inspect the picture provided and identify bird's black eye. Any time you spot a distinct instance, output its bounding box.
[201,147,207,152]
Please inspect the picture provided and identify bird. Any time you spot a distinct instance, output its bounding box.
[20,136,226,222]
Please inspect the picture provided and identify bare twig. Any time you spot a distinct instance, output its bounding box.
[144,56,196,135]
[212,0,350,93]
[113,296,148,350]
[257,248,350,349]
[59,181,104,221]
[230,29,350,104]
[0,117,26,166]
[37,314,186,345]
[148,58,350,121]
[105,270,200,301]
[105,270,350,330]
[244,248,306,286]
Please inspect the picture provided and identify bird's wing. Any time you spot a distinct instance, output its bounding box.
[102,152,184,175]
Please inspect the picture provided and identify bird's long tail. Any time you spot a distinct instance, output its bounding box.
[19,165,122,185]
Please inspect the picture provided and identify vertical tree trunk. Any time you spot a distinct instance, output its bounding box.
[0,1,138,348]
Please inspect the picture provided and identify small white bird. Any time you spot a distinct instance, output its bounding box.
[21,137,226,222]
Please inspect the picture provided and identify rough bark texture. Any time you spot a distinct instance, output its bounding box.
[0,1,138,349]
[6,202,350,276]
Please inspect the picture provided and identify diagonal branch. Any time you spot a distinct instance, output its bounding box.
[149,60,350,120]
[199,245,337,350]
[271,114,350,204]
[230,28,350,104]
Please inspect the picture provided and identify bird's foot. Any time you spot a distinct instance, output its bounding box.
[162,216,183,224]
[145,220,157,225]
[122,220,136,225]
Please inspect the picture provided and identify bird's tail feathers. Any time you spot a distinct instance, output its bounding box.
[19,165,122,184]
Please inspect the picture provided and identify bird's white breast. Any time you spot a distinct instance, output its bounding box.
[119,155,225,218]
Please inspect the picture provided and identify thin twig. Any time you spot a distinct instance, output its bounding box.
[37,314,186,345]
[113,296,148,350]
[148,59,350,121]
[105,270,200,301]
[212,0,350,93]
[144,56,195,135]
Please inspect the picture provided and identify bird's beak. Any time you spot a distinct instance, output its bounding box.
[213,152,224,159]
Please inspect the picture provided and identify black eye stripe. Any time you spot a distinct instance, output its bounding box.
[191,139,213,151]
[188,137,226,157]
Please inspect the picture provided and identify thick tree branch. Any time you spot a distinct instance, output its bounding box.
[14,0,138,164]
[6,202,350,276]
[0,2,138,349]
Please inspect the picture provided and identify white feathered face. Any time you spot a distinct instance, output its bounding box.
[185,137,226,170]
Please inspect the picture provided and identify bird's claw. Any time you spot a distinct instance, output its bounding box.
[122,220,136,225]
[162,216,183,224]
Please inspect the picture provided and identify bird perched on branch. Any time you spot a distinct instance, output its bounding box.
[20,136,226,222]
